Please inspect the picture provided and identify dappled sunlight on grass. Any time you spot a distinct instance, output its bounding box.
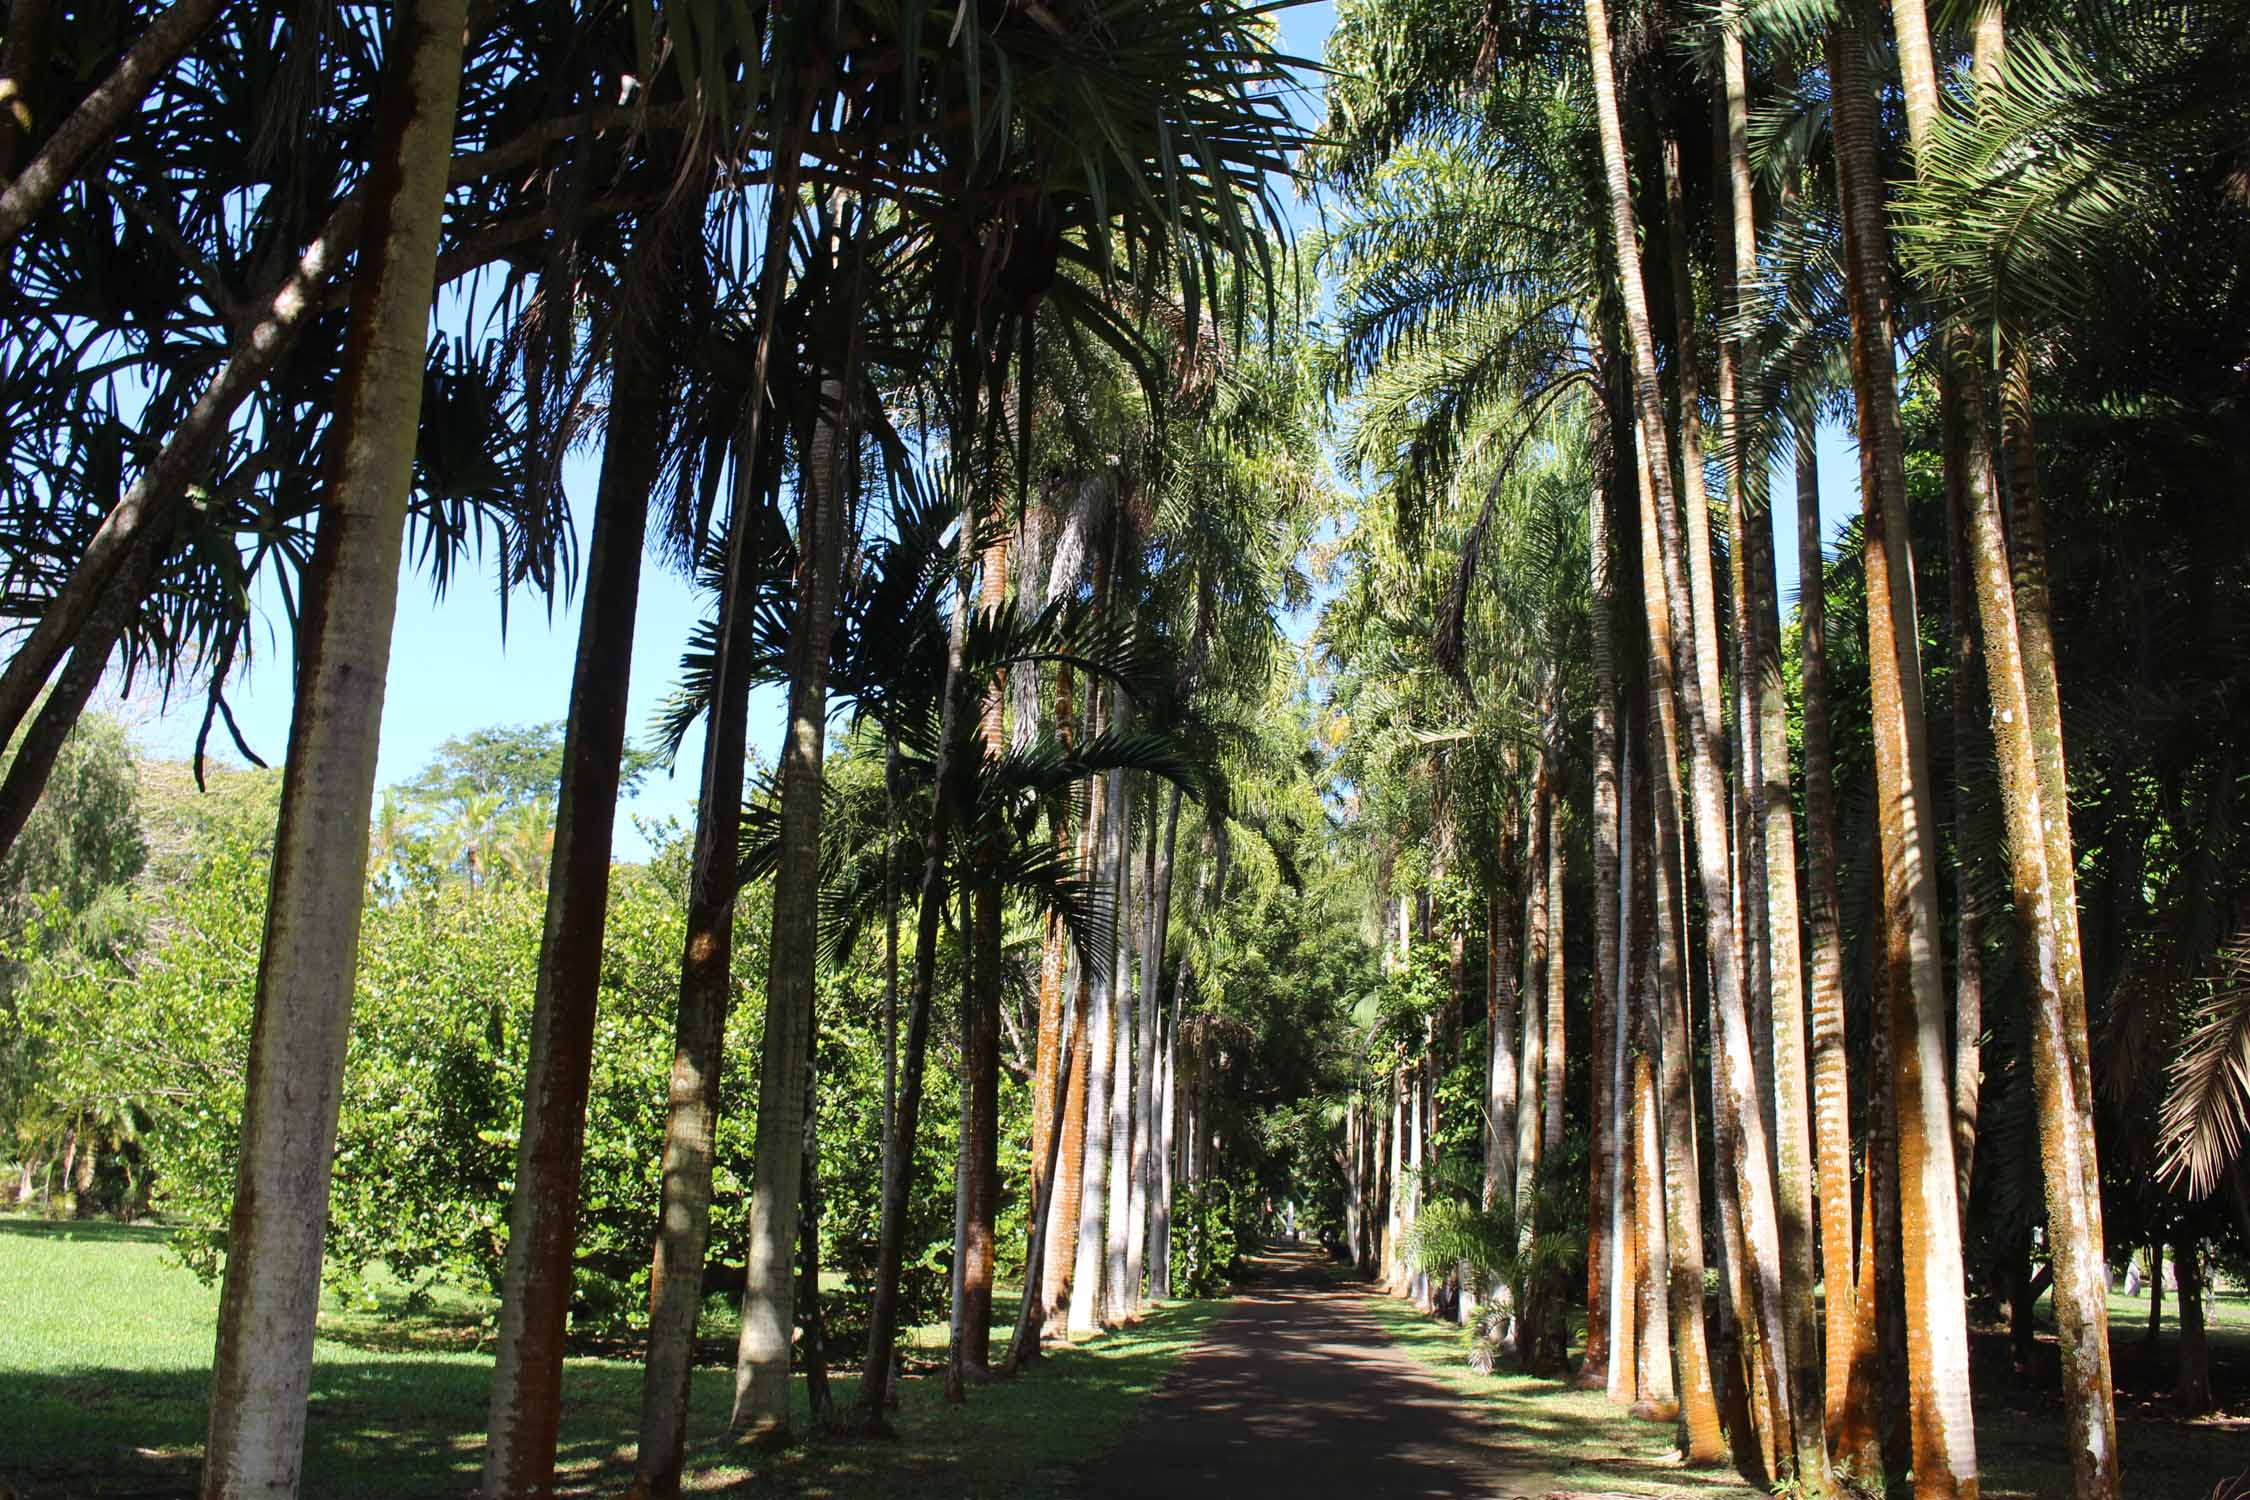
[0,1214,1226,1498]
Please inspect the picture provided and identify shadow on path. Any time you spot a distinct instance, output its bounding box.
[1077,1246,1555,1499]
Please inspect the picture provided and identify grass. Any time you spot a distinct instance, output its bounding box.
[0,1216,1227,1498]
[1361,1275,2250,1500]
[1353,1295,1765,1499]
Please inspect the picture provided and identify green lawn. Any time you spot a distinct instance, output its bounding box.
[1363,1281,2250,1500]
[0,1216,1225,1498]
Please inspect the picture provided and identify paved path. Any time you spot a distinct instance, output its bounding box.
[1078,1248,1556,1499]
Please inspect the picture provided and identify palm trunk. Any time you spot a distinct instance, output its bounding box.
[1069,754,1127,1333]
[1542,781,1566,1163]
[734,351,856,1437]
[199,4,464,1492]
[1939,370,1987,1229]
[1516,753,1550,1227]
[483,211,681,1496]
[950,531,1012,1386]
[1792,414,1866,1462]
[1588,401,1623,1388]
[1151,987,1179,1296]
[633,187,806,1496]
[1718,23,1826,1483]
[1831,8,1979,1490]
[1657,102,1800,1475]
[852,500,979,1431]
[2174,1237,2210,1412]
[1630,426,1727,1461]
[1131,787,1182,1307]
[1486,808,1522,1219]
[1099,755,1138,1325]
[1626,754,1676,1417]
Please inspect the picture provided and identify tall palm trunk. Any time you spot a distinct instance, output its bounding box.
[1717,19,1826,1484]
[1587,396,1624,1388]
[199,3,464,1492]
[1630,425,1727,1461]
[1895,0,2115,1483]
[1152,988,1178,1295]
[1939,381,1986,1227]
[734,353,857,1437]
[1624,742,1675,1416]
[1830,8,1978,1492]
[1542,781,1566,1162]
[1794,416,1872,1461]
[1515,759,1549,1225]
[950,530,1012,1386]
[483,208,685,1498]
[1486,801,1522,1219]
[853,497,980,1430]
[1100,756,1139,1324]
[1130,786,1182,1306]
[633,163,807,1499]
[1070,748,1129,1332]
[1656,102,1800,1476]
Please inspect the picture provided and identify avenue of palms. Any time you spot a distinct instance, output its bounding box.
[1,0,2247,1497]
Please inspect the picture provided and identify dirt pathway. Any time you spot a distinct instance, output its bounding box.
[1077,1248,1557,1499]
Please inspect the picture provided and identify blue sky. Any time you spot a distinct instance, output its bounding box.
[119,0,1866,853]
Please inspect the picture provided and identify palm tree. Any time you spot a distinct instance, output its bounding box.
[199,1,468,1493]
[1881,1,2118,1487]
[1828,3,1977,1490]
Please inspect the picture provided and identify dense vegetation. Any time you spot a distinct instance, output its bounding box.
[1,0,2247,1497]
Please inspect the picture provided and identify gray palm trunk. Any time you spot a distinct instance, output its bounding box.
[1150,986,1178,1296]
[732,367,854,1440]
[483,218,679,1497]
[198,3,465,1493]
[1101,759,1139,1324]
[1069,751,1129,1333]
[1128,785,1181,1307]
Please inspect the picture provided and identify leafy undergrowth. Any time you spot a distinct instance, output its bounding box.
[0,1215,1226,1498]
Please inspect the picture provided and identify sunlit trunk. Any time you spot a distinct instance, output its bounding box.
[1628,425,1725,1461]
[1794,417,1872,1463]
[1716,22,1826,1484]
[1831,8,1979,1488]
[738,346,857,1435]
[1486,801,1522,1220]
[1100,759,1138,1324]
[484,206,683,1497]
[1657,102,1799,1476]
[200,4,464,1492]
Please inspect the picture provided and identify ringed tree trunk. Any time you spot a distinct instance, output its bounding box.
[1792,414,1871,1462]
[1516,743,1550,1227]
[2173,1237,2210,1413]
[1831,7,1979,1491]
[733,355,857,1438]
[1717,19,1826,1485]
[199,3,466,1493]
[1586,393,1623,1390]
[482,201,689,1498]
[1657,102,1800,1478]
[1890,0,2117,1484]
